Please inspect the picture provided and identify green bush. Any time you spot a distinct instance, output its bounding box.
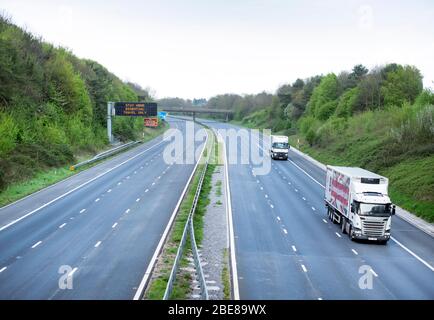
[317,100,338,120]
[0,113,18,155]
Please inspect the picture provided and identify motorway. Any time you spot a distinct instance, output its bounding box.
[201,118,434,300]
[1,115,433,300]
[0,118,205,299]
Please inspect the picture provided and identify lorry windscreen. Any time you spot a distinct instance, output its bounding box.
[272,143,289,149]
[359,203,391,216]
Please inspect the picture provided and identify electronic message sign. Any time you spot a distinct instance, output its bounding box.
[114,102,157,117]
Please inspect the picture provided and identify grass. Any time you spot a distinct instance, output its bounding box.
[0,122,169,207]
[221,248,231,300]
[215,180,222,197]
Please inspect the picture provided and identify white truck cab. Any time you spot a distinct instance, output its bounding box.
[270,135,289,160]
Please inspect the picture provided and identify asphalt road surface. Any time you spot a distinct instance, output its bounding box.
[0,118,205,299]
[201,118,434,300]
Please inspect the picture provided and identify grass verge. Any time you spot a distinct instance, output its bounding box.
[221,248,231,300]
[0,122,168,207]
[145,128,214,299]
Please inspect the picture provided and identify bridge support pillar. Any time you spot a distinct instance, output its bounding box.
[193,112,196,122]
[225,113,229,122]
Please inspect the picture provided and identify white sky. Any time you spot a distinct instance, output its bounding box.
[1,0,433,99]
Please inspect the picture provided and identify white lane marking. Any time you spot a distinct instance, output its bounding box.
[292,245,297,252]
[322,219,328,224]
[112,222,118,228]
[335,232,342,238]
[270,204,274,209]
[265,194,268,198]
[260,186,263,190]
[107,189,112,193]
[312,207,316,211]
[256,180,259,183]
[134,171,137,174]
[145,189,149,193]
[301,264,308,272]
[283,228,288,234]
[134,127,209,300]
[80,209,86,213]
[157,176,161,179]
[370,268,378,277]
[352,249,358,255]
[118,182,122,185]
[277,216,281,221]
[69,267,78,277]
[94,241,101,248]
[0,266,7,273]
[391,236,434,272]
[146,163,148,166]
[126,176,130,179]
[136,198,140,202]
[95,198,100,202]
[302,197,306,201]
[125,209,130,213]
[140,166,143,169]
[152,182,155,186]
[59,223,67,229]
[31,241,42,249]
[288,159,325,189]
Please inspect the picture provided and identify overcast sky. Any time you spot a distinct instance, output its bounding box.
[1,0,433,99]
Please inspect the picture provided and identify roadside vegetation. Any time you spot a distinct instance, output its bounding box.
[0,15,154,193]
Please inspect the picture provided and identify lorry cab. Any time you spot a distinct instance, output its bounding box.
[270,135,289,160]
[349,192,394,242]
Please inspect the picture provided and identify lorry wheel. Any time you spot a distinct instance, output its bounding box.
[341,218,347,234]
[348,226,355,241]
[327,208,333,221]
[378,240,388,245]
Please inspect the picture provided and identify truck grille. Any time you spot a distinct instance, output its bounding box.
[361,219,386,237]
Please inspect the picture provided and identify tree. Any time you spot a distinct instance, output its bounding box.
[381,65,423,106]
[357,70,383,111]
[307,73,339,120]
[350,64,369,81]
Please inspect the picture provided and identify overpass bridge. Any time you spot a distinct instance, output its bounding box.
[159,107,233,122]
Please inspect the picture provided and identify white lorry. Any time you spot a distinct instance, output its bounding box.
[270,135,289,160]
[325,166,395,244]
